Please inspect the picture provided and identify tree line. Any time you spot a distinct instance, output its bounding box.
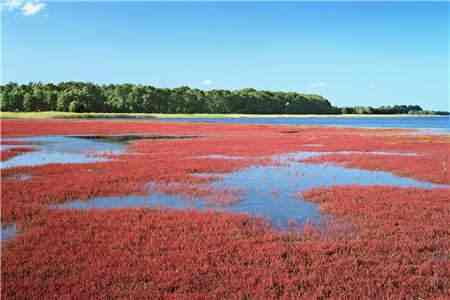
[1,82,445,115]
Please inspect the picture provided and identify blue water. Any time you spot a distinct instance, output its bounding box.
[0,136,125,169]
[1,224,17,241]
[57,152,448,229]
[4,129,449,235]
[0,135,200,169]
[164,116,450,132]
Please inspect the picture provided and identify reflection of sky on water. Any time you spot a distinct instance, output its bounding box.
[57,152,447,229]
[1,136,124,169]
[3,133,448,235]
[163,116,450,133]
[1,224,17,241]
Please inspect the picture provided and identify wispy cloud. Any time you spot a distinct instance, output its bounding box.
[2,0,46,16]
[22,1,46,15]
[202,79,213,86]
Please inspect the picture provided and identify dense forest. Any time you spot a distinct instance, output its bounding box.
[0,82,446,115]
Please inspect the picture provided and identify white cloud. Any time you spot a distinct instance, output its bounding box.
[21,1,46,16]
[2,0,46,16]
[202,79,213,86]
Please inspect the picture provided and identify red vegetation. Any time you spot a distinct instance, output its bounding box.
[0,146,35,161]
[298,128,449,185]
[0,140,29,145]
[1,120,449,224]
[0,145,259,223]
[302,186,450,298]
[3,186,450,299]
[152,182,243,206]
[304,152,450,185]
[1,119,450,298]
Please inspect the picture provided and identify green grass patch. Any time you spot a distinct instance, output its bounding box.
[1,111,445,120]
[0,112,158,119]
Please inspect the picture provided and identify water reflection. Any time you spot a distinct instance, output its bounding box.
[1,135,201,169]
[162,116,450,133]
[1,136,123,169]
[57,152,447,228]
[1,224,17,241]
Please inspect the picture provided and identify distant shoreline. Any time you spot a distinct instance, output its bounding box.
[1,111,448,120]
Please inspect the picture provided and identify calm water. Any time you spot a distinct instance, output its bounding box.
[2,123,449,238]
[0,136,124,169]
[0,135,195,169]
[58,151,448,229]
[165,116,450,132]
[1,224,17,242]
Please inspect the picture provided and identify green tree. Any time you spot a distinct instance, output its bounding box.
[68,100,83,112]
[23,93,35,112]
[2,81,433,115]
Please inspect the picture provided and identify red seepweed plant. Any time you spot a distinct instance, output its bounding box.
[3,186,450,299]
[1,119,450,298]
[0,146,35,161]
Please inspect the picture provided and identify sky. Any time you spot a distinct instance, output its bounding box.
[1,1,449,110]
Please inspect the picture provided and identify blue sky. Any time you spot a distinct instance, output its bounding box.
[1,1,449,110]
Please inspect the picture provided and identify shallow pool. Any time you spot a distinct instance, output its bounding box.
[1,224,17,241]
[1,136,124,169]
[57,151,447,228]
